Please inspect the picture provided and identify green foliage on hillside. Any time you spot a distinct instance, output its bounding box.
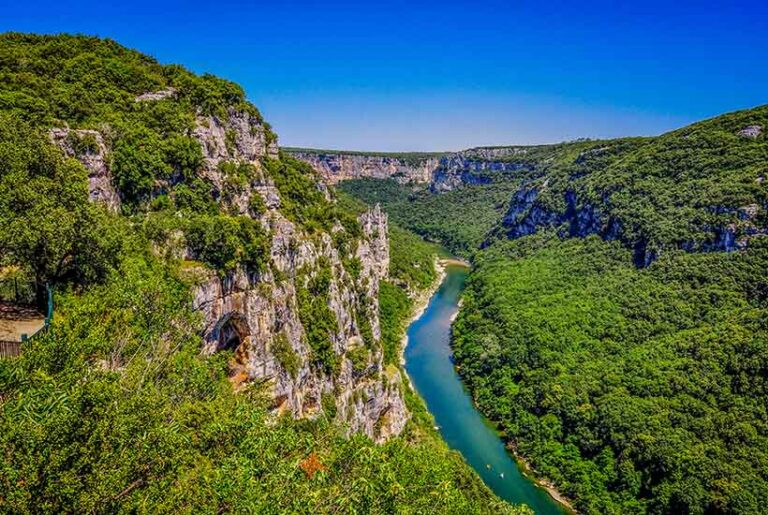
[296,261,340,374]
[0,248,525,514]
[186,214,270,273]
[477,109,768,254]
[453,234,768,514]
[0,32,276,211]
[0,114,124,299]
[0,32,263,126]
[0,33,523,513]
[340,177,523,257]
[388,224,442,290]
[378,281,413,366]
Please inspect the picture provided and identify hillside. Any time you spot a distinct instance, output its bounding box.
[0,33,527,513]
[344,107,768,513]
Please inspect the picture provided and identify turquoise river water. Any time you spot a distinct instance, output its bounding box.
[404,264,565,514]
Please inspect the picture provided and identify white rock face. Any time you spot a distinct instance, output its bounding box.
[192,108,279,172]
[49,128,121,212]
[191,205,408,442]
[289,146,535,192]
[289,152,438,184]
[738,125,763,138]
[134,88,177,102]
[187,107,282,215]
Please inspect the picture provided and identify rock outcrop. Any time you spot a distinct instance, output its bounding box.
[287,151,438,184]
[49,103,279,215]
[738,125,763,138]
[188,107,281,215]
[183,113,409,443]
[134,88,177,102]
[288,147,535,192]
[500,188,605,240]
[50,127,121,212]
[497,184,768,268]
[191,205,408,443]
[193,108,279,168]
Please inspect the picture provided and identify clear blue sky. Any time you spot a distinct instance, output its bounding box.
[3,0,767,151]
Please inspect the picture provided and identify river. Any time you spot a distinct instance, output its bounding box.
[404,263,565,514]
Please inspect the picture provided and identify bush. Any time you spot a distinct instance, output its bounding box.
[296,264,339,374]
[185,215,269,273]
[272,333,300,378]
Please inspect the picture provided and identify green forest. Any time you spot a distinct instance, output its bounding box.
[454,235,768,514]
[342,105,768,513]
[340,176,525,257]
[0,33,526,513]
[3,30,768,515]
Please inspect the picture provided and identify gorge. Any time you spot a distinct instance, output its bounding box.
[0,33,524,514]
[404,263,566,514]
[336,105,768,514]
[1,31,768,515]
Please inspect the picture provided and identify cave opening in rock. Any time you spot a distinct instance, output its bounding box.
[215,312,250,353]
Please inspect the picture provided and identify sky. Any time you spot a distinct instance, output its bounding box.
[2,0,768,151]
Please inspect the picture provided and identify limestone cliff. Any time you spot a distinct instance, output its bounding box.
[50,127,121,212]
[185,108,408,442]
[52,102,410,443]
[190,204,407,443]
[287,150,438,184]
[287,147,531,191]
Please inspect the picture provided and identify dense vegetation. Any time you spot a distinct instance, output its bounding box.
[0,33,526,513]
[454,235,768,514]
[0,33,264,128]
[0,115,124,301]
[343,105,768,514]
[0,32,280,279]
[0,248,522,513]
[340,176,524,257]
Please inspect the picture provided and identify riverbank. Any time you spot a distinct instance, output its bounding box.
[508,443,576,513]
[398,257,469,372]
[450,304,576,511]
[421,259,576,514]
[402,265,564,514]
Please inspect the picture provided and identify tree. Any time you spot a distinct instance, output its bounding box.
[0,114,121,304]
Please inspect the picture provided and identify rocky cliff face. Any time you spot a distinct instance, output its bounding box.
[429,152,530,192]
[50,97,280,214]
[287,151,438,185]
[288,147,533,191]
[53,101,409,442]
[192,107,279,172]
[190,107,281,215]
[498,184,767,267]
[191,204,408,443]
[185,110,408,442]
[501,188,604,241]
[50,127,121,212]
